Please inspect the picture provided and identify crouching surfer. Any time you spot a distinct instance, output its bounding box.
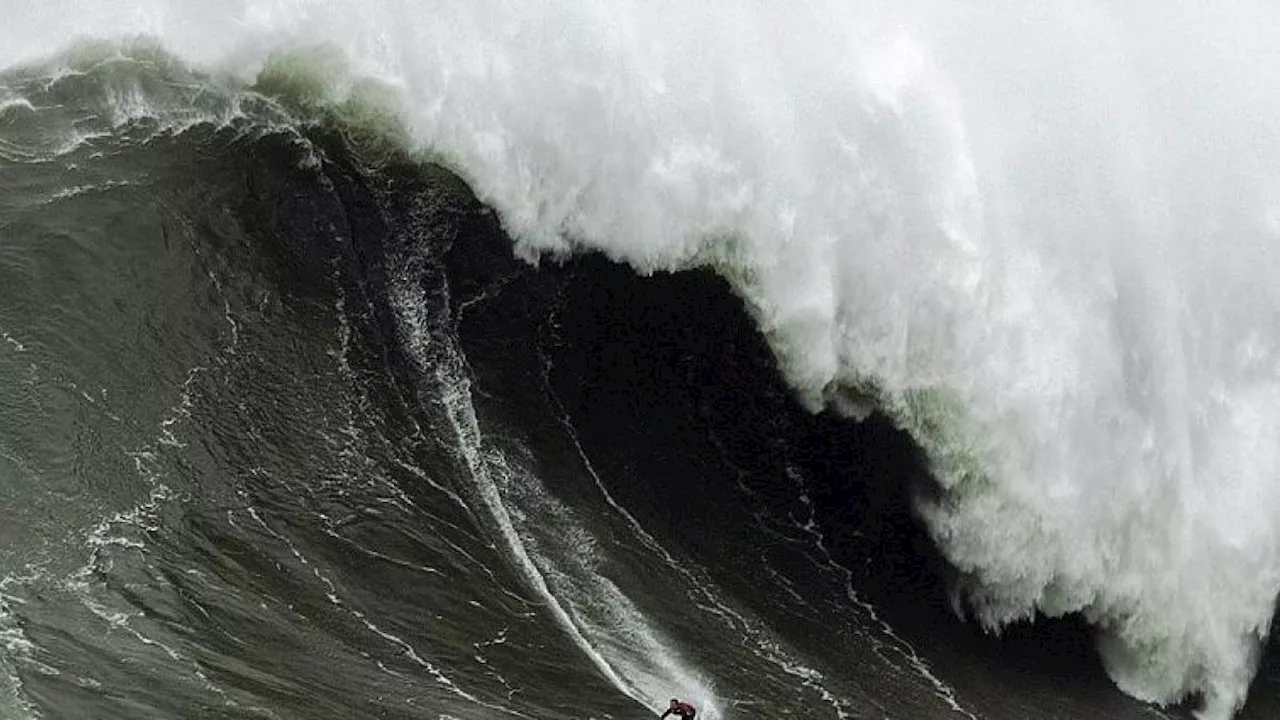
[660,698,696,719]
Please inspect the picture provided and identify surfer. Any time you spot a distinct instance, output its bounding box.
[659,698,697,719]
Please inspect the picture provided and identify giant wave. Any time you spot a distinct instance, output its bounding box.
[5,2,1280,719]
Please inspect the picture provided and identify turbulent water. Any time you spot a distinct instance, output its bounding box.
[3,3,1280,720]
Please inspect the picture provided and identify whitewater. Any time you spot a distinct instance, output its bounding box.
[5,1,1280,718]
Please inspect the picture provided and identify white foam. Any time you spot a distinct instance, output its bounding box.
[7,2,1280,717]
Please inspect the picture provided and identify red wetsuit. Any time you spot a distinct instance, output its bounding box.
[661,701,696,719]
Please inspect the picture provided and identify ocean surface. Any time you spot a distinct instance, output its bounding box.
[4,4,1280,720]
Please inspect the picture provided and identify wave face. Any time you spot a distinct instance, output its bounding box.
[4,3,1280,719]
[0,42,1029,720]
